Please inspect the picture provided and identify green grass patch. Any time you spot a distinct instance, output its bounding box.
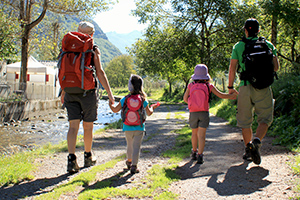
[78,164,180,200]
[36,154,126,200]
[210,99,238,126]
[174,111,186,120]
[0,135,86,187]
[94,119,122,135]
[163,125,192,163]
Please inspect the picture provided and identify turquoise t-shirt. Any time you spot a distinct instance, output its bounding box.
[231,37,277,86]
[120,96,149,131]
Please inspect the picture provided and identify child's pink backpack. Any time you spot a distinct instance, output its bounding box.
[188,82,211,112]
[121,94,146,126]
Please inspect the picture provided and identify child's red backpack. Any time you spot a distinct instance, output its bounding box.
[188,82,211,112]
[57,32,95,95]
[121,94,146,127]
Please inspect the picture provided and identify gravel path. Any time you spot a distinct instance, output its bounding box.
[0,104,299,199]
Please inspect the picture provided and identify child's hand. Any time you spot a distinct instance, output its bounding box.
[151,102,160,109]
[109,99,114,107]
[229,91,238,99]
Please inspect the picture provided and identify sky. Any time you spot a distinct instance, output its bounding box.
[93,0,148,34]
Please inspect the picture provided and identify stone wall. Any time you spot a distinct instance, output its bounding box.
[0,98,62,122]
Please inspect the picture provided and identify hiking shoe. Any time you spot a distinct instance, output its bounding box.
[251,138,262,165]
[130,165,140,174]
[243,143,253,161]
[67,158,79,173]
[84,154,96,168]
[191,150,197,160]
[126,160,132,170]
[197,154,204,164]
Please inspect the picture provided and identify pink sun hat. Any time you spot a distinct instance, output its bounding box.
[191,64,211,80]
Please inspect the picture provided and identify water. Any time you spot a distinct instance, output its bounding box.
[0,100,121,155]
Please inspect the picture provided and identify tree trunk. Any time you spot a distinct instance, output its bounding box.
[271,0,279,46]
[19,26,30,92]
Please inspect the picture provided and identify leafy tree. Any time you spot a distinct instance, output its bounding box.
[3,0,115,92]
[0,8,18,62]
[105,55,136,88]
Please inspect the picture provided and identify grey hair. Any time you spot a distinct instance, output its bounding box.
[78,21,95,35]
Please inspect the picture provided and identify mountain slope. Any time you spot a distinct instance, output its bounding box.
[32,14,122,66]
[106,30,143,54]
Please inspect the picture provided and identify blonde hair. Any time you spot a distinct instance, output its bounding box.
[78,21,95,35]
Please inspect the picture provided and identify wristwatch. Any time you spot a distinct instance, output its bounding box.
[227,86,234,89]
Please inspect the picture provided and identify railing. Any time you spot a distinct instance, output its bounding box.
[0,82,59,101]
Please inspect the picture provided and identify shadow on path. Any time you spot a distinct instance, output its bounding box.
[0,173,70,200]
[207,161,271,196]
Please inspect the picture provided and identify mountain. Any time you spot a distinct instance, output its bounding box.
[31,14,122,66]
[106,30,143,54]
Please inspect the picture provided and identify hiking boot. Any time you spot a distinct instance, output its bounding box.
[84,154,96,168]
[191,149,197,160]
[243,143,253,161]
[130,165,140,174]
[251,138,262,165]
[126,160,132,170]
[197,154,204,164]
[67,156,79,173]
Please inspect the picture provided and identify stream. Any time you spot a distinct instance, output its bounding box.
[0,100,121,155]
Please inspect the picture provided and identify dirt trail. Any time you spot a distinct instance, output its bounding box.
[0,104,298,199]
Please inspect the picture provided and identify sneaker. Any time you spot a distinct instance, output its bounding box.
[197,154,204,164]
[126,160,132,170]
[251,138,262,165]
[191,150,197,160]
[130,165,140,174]
[67,157,79,173]
[243,143,253,161]
[84,154,96,168]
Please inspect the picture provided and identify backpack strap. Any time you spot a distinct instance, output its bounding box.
[205,82,211,103]
[121,95,131,123]
[139,95,145,127]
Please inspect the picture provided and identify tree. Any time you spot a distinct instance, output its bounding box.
[0,8,18,62]
[261,0,300,74]
[3,0,115,92]
[105,55,136,88]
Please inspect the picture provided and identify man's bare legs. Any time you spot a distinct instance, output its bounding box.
[67,119,80,154]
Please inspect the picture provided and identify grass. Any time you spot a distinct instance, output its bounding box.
[0,136,84,187]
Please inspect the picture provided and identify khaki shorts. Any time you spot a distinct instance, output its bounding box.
[189,111,210,129]
[237,85,274,128]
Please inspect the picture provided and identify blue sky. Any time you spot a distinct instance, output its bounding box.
[93,0,148,34]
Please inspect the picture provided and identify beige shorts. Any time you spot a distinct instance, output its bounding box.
[237,85,274,128]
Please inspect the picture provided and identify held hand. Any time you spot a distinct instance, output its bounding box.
[108,93,115,105]
[228,89,238,100]
[229,88,239,95]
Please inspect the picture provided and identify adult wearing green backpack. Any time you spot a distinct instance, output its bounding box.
[227,18,280,165]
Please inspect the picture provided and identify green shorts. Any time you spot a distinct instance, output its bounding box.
[237,85,274,128]
[64,90,98,122]
[189,111,210,129]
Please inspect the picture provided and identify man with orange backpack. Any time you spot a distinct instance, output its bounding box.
[59,21,114,173]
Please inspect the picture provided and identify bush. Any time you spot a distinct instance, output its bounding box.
[270,74,300,149]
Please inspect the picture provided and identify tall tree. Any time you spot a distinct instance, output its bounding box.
[3,0,115,92]
[105,55,136,88]
[0,7,18,62]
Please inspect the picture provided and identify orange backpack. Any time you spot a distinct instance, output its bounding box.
[58,32,95,95]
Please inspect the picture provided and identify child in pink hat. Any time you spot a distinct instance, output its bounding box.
[183,64,238,164]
